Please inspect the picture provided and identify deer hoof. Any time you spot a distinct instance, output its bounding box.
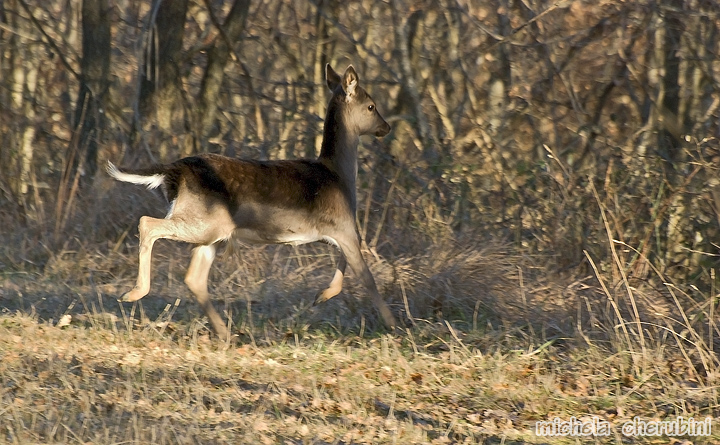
[380,308,398,330]
[120,288,146,302]
[314,289,338,306]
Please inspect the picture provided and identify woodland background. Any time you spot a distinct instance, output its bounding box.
[1,0,719,287]
[1,0,720,442]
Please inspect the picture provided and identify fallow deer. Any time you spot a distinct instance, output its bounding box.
[108,64,398,340]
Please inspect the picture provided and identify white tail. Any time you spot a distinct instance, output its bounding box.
[107,162,165,190]
[108,64,397,340]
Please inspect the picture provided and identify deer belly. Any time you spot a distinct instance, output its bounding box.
[232,227,323,246]
[233,203,329,246]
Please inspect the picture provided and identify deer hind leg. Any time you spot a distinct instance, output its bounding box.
[121,216,172,302]
[121,214,224,302]
[185,244,229,340]
[334,232,397,329]
[314,256,347,305]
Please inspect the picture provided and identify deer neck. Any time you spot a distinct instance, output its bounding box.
[319,107,360,208]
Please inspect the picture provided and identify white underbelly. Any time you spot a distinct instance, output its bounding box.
[277,232,322,246]
[232,228,337,247]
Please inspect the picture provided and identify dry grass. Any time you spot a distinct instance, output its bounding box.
[2,224,719,444]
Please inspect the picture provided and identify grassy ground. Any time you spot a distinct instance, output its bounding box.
[1,237,719,444]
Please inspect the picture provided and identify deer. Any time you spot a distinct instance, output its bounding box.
[107,64,398,340]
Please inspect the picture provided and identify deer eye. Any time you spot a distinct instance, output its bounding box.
[367,104,375,112]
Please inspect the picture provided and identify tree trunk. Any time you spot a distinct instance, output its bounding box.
[72,0,111,182]
[658,0,684,165]
[390,1,435,165]
[658,0,687,272]
[311,0,333,157]
[192,0,251,154]
[137,0,189,160]
[488,0,511,136]
[18,64,37,195]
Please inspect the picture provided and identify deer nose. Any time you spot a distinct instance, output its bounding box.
[376,121,391,137]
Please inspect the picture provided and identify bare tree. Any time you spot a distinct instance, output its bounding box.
[5,1,39,198]
[658,0,685,162]
[136,0,190,160]
[52,0,111,241]
[72,0,111,181]
[193,0,251,154]
[390,0,435,164]
[658,0,689,270]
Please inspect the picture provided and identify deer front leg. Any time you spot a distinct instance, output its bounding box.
[335,233,397,330]
[314,256,347,305]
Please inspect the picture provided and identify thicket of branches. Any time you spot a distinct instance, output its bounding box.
[1,0,719,292]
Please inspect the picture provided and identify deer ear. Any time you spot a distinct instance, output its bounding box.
[326,64,342,92]
[342,65,358,99]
